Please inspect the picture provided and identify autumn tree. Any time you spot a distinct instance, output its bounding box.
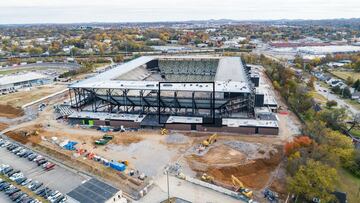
[113,54,124,63]
[49,41,61,54]
[285,136,312,156]
[321,130,355,168]
[287,159,338,202]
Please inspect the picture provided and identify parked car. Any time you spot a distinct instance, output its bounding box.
[21,178,32,186]
[10,192,24,201]
[37,159,47,166]
[45,163,56,171]
[28,154,37,161]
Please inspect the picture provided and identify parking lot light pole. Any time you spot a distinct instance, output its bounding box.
[167,170,170,203]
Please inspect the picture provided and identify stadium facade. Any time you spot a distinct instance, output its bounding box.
[68,56,279,134]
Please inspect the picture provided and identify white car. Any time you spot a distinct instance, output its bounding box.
[10,173,24,181]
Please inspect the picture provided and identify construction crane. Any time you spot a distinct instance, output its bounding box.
[231,175,253,199]
[160,128,169,135]
[202,133,218,147]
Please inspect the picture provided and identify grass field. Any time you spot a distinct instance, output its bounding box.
[349,127,360,138]
[309,91,327,104]
[331,71,360,81]
[336,168,360,203]
[0,67,50,75]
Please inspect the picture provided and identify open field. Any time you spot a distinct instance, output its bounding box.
[0,67,50,75]
[309,90,327,104]
[0,105,24,118]
[0,84,66,108]
[330,70,360,81]
[336,168,360,203]
[344,98,360,111]
[349,127,360,138]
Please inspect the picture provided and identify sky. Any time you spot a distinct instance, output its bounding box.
[0,0,359,24]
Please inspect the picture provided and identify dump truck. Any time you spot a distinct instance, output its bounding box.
[95,134,114,145]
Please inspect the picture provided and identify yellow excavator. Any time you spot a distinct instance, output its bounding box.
[231,175,253,199]
[160,128,168,135]
[202,133,218,147]
[201,173,214,183]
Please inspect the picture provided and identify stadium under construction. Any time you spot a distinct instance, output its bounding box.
[67,55,279,134]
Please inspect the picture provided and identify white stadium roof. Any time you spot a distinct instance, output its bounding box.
[71,56,251,93]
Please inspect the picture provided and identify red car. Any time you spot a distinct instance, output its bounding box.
[45,163,56,171]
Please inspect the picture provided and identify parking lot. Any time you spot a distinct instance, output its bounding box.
[0,138,89,202]
[0,190,10,203]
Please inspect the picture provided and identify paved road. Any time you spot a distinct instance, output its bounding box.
[0,142,88,196]
[0,191,11,203]
[137,174,243,203]
[314,83,360,116]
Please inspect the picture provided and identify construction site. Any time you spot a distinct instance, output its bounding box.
[66,56,279,135]
[0,56,302,203]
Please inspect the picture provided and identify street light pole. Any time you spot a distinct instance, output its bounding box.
[167,170,170,203]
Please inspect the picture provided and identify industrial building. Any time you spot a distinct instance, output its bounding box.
[68,55,278,134]
[0,72,49,94]
[67,178,126,203]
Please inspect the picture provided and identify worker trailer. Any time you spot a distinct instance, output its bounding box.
[67,55,278,134]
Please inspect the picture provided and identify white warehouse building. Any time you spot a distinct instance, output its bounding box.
[0,72,49,94]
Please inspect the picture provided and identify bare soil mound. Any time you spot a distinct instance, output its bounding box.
[207,149,282,189]
[0,123,9,131]
[0,104,24,118]
[187,144,283,190]
[5,130,41,145]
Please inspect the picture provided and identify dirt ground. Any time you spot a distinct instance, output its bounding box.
[185,141,283,190]
[0,123,9,131]
[0,84,66,108]
[3,117,290,202]
[0,104,24,118]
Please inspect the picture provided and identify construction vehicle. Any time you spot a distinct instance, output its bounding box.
[94,134,114,145]
[231,175,253,199]
[118,160,129,166]
[201,173,214,183]
[263,188,279,202]
[202,133,218,147]
[160,128,168,135]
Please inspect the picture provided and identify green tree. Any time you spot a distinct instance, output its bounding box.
[353,61,360,72]
[326,100,337,109]
[352,79,360,90]
[331,85,341,94]
[319,108,347,130]
[287,159,338,202]
[342,87,351,98]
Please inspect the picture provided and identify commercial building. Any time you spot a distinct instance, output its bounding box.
[0,72,48,94]
[68,55,278,134]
